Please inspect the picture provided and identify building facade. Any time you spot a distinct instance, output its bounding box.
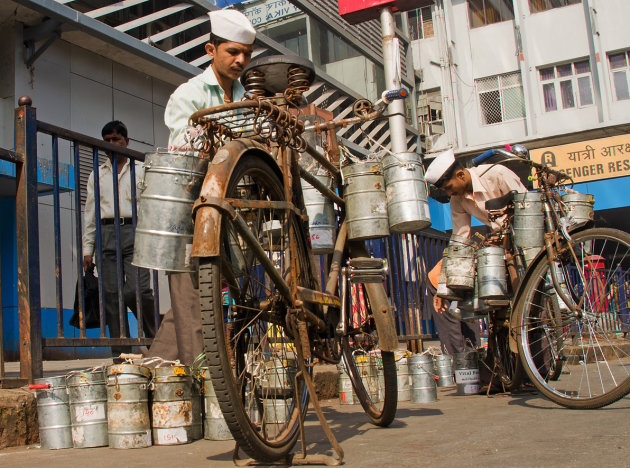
[409,0,630,232]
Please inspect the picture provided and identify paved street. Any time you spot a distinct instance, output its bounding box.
[2,384,629,468]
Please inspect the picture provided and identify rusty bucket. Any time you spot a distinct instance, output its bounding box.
[151,366,193,445]
[66,369,108,448]
[31,375,73,449]
[106,364,152,449]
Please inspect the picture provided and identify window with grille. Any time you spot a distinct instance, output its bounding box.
[529,0,581,14]
[476,72,525,125]
[539,60,594,112]
[408,6,434,40]
[468,0,514,28]
[608,51,630,101]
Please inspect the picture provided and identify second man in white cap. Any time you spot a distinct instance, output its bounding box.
[148,9,256,365]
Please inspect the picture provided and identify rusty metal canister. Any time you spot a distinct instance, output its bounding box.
[513,192,545,249]
[151,366,193,445]
[342,161,390,240]
[66,369,108,448]
[382,152,432,233]
[561,193,594,225]
[201,368,233,440]
[106,364,152,449]
[446,235,475,291]
[32,375,73,449]
[132,151,209,272]
[476,246,508,299]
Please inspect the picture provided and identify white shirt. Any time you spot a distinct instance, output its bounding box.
[164,65,246,148]
[82,158,144,256]
[450,164,527,238]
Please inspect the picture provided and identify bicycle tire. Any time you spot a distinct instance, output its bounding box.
[340,243,397,427]
[515,227,630,409]
[199,154,317,461]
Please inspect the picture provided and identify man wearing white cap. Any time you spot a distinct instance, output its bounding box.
[164,9,256,149]
[425,149,526,391]
[425,148,526,240]
[425,148,526,310]
[147,9,256,364]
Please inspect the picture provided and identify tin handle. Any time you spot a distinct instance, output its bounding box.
[28,384,50,389]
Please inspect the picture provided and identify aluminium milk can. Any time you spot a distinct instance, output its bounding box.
[409,354,437,403]
[151,366,193,445]
[66,369,108,448]
[513,192,545,250]
[446,235,475,291]
[106,364,152,449]
[342,161,389,240]
[382,152,432,233]
[32,375,73,449]
[476,246,508,299]
[133,151,209,272]
[301,174,337,254]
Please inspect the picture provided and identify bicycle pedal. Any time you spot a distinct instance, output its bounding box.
[347,257,388,284]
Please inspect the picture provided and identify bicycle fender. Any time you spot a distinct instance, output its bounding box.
[191,139,281,258]
[348,241,400,352]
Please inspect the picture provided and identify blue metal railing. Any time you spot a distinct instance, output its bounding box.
[5,97,162,381]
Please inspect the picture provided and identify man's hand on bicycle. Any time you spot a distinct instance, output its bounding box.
[433,295,449,314]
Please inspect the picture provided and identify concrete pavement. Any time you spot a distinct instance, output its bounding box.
[1,385,629,467]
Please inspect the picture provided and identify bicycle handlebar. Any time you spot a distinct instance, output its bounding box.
[473,145,573,184]
[471,149,495,166]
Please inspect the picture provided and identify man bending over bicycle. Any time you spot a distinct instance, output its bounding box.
[425,148,527,314]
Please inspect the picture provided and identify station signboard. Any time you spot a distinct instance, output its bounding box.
[529,133,630,184]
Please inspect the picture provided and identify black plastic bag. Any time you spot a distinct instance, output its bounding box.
[70,265,100,329]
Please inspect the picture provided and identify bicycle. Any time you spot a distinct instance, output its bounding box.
[186,56,407,462]
[468,145,630,408]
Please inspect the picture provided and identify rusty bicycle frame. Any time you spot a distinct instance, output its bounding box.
[187,93,401,464]
[469,148,597,391]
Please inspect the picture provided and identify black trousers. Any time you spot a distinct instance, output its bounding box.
[429,293,479,355]
[101,223,155,356]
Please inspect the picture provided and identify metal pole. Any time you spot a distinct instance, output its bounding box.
[15,96,43,381]
[380,7,408,154]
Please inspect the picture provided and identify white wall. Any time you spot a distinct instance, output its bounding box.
[325,56,379,103]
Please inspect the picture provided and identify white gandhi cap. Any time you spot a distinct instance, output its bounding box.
[208,9,256,45]
[425,149,456,185]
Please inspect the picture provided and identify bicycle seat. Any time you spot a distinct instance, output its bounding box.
[485,190,517,211]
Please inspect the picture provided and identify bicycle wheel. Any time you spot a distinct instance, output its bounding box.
[490,321,523,391]
[199,154,318,461]
[516,227,630,409]
[340,245,397,426]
